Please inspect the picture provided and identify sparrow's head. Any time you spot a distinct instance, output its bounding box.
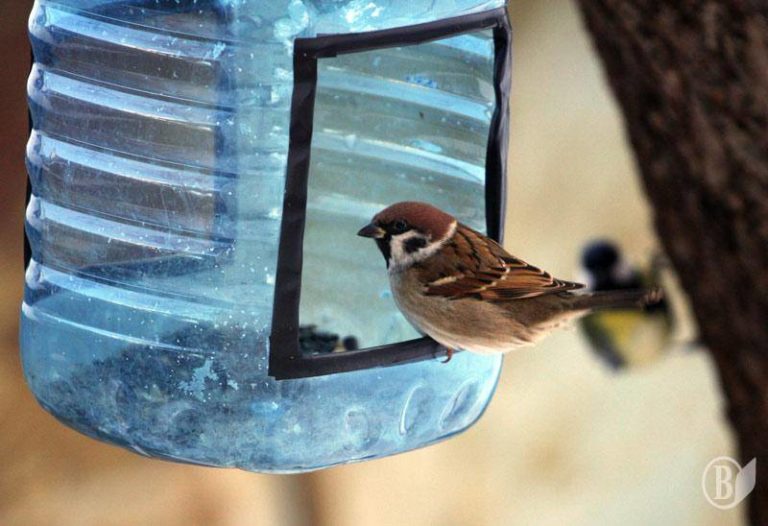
[581,239,637,290]
[357,201,457,271]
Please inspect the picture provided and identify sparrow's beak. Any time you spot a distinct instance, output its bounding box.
[357,223,385,239]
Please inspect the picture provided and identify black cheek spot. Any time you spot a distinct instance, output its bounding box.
[404,237,428,254]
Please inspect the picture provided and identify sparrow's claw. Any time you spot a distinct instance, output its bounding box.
[441,348,454,363]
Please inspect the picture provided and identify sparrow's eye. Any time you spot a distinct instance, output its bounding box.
[393,220,409,233]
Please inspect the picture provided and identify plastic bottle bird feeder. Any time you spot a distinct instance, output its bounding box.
[22,0,510,472]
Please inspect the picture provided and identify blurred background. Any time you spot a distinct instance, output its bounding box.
[0,1,745,525]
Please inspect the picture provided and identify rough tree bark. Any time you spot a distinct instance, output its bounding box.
[575,1,768,523]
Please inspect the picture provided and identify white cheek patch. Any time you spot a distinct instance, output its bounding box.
[388,231,427,272]
[576,269,594,290]
[388,221,457,273]
[614,259,635,282]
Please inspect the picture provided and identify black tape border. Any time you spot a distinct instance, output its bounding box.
[24,49,32,271]
[269,7,511,379]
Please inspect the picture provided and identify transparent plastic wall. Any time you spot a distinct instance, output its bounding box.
[22,0,506,471]
[300,30,496,350]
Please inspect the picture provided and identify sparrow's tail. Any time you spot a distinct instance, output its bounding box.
[570,288,663,312]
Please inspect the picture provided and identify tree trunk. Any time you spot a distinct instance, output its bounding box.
[575,1,768,523]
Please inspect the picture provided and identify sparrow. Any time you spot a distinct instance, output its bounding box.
[577,240,673,371]
[357,202,661,361]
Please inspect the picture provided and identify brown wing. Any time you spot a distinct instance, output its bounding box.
[419,223,584,301]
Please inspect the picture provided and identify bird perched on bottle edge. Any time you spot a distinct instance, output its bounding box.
[577,240,673,371]
[357,201,661,362]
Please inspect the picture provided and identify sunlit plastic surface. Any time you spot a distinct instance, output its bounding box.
[22,0,505,472]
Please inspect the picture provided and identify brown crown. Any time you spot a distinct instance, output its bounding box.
[373,201,456,240]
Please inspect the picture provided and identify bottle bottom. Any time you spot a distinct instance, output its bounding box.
[20,294,502,472]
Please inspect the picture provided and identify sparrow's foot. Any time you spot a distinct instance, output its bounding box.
[441,348,454,363]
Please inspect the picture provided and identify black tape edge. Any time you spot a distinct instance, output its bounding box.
[24,49,32,271]
[269,7,511,380]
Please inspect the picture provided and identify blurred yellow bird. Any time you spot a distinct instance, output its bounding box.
[578,240,673,371]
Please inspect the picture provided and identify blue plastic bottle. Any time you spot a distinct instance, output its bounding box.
[23,0,507,472]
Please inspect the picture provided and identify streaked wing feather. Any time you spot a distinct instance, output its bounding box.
[421,224,584,301]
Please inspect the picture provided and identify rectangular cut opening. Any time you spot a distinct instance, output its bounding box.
[298,29,496,356]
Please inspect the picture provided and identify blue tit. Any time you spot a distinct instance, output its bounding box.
[578,240,673,371]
